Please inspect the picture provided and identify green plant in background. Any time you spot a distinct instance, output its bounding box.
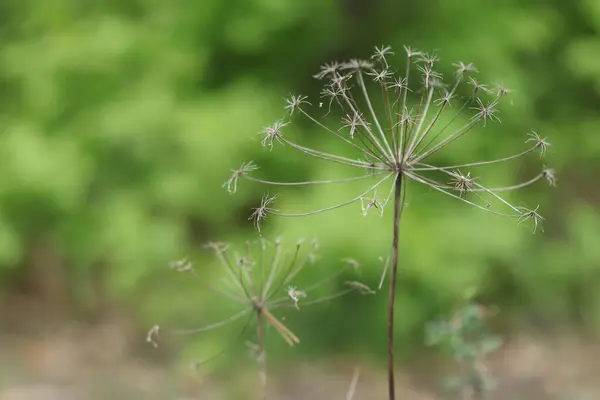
[426,290,503,400]
[225,45,553,399]
[148,237,373,399]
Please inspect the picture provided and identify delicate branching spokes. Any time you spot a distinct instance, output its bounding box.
[244,171,389,187]
[204,242,248,295]
[333,79,394,159]
[411,117,481,163]
[413,164,530,214]
[271,241,318,296]
[356,71,395,158]
[412,143,540,171]
[261,238,285,298]
[160,309,252,337]
[405,171,519,217]
[296,107,385,162]
[517,205,545,233]
[295,260,356,294]
[410,94,475,161]
[280,136,387,170]
[262,308,300,346]
[249,194,279,234]
[271,173,393,218]
[417,162,554,194]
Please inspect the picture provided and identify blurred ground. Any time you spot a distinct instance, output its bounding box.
[2,315,600,400]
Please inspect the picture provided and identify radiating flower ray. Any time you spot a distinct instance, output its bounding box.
[270,173,394,218]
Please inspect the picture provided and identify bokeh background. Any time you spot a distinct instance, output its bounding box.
[1,0,600,399]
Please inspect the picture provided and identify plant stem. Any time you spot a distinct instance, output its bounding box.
[387,172,404,400]
[256,309,267,400]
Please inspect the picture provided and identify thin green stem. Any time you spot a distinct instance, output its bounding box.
[256,309,267,400]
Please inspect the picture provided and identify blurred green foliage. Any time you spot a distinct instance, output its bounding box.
[1,0,600,366]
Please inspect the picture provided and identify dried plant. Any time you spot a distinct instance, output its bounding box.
[225,44,554,399]
[148,238,372,400]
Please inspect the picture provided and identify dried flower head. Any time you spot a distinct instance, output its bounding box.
[249,194,278,234]
[526,130,551,157]
[260,121,288,150]
[224,161,259,194]
[149,238,370,350]
[226,44,553,235]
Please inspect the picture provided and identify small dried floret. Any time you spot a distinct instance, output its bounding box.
[340,112,370,139]
[386,76,409,94]
[526,130,551,157]
[371,45,394,62]
[313,61,342,80]
[435,90,455,107]
[417,52,440,65]
[260,120,288,150]
[417,64,443,89]
[453,61,478,76]
[287,286,307,310]
[223,161,259,193]
[367,68,393,83]
[542,167,557,187]
[471,98,500,125]
[361,193,383,216]
[284,94,311,115]
[517,205,545,233]
[403,45,422,58]
[468,77,491,94]
[249,194,279,233]
[496,84,514,97]
[394,106,418,128]
[341,59,374,71]
[449,170,477,196]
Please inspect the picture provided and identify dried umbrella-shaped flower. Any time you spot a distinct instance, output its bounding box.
[224,45,555,399]
[148,238,372,400]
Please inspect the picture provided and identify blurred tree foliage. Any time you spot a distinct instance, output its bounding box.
[0,0,600,361]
